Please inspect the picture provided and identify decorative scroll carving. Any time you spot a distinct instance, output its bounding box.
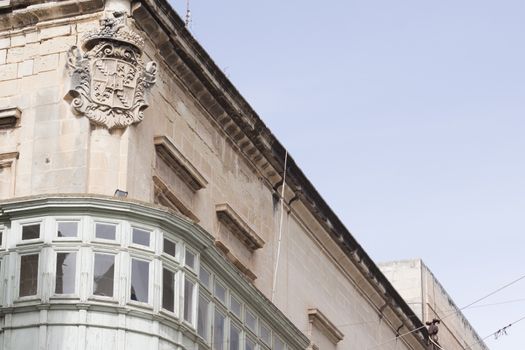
[65,11,157,129]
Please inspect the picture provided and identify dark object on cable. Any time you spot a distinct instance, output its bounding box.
[426,318,441,349]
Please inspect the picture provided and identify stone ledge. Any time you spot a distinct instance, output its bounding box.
[154,135,207,192]
[214,240,257,282]
[0,106,21,128]
[215,203,264,251]
[0,151,19,168]
[307,308,344,344]
[152,174,199,223]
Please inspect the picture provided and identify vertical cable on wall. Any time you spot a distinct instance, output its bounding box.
[271,150,288,302]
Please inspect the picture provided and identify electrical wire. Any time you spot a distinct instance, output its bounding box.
[464,314,525,350]
[271,150,288,302]
[366,272,525,349]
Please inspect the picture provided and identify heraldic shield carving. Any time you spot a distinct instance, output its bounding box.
[66,12,157,129]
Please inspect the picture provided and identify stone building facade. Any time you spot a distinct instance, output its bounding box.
[0,0,437,349]
[379,260,489,350]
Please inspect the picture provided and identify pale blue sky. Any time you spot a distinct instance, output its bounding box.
[171,1,525,348]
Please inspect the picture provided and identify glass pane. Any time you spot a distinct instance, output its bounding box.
[0,231,3,245]
[198,293,209,339]
[20,254,38,296]
[22,224,40,240]
[57,222,78,238]
[132,228,150,246]
[95,223,116,240]
[245,338,256,350]
[214,280,226,304]
[185,249,195,269]
[184,277,195,322]
[260,322,271,347]
[245,309,257,334]
[229,323,240,350]
[163,238,176,257]
[230,295,242,319]
[162,268,174,312]
[199,265,211,289]
[274,336,285,350]
[55,252,76,294]
[213,310,225,350]
[131,259,149,302]
[93,254,114,297]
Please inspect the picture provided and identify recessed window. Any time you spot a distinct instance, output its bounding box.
[20,254,39,297]
[245,308,257,334]
[22,224,40,240]
[214,280,227,304]
[260,322,271,347]
[55,252,76,294]
[93,253,115,297]
[95,223,116,240]
[57,221,78,238]
[198,293,209,339]
[199,265,211,289]
[230,295,242,319]
[229,323,241,350]
[185,248,196,269]
[0,231,3,246]
[162,268,174,312]
[130,259,149,303]
[245,337,256,350]
[184,277,195,323]
[163,238,176,257]
[132,228,150,247]
[213,310,225,350]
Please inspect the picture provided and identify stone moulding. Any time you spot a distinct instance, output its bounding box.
[0,107,21,129]
[154,135,208,191]
[307,308,344,344]
[215,203,264,251]
[65,11,157,130]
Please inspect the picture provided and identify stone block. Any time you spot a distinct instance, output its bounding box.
[0,63,17,81]
[0,37,9,49]
[17,59,33,77]
[0,79,19,98]
[39,24,72,41]
[10,34,25,47]
[34,53,59,73]
[0,49,5,64]
[25,31,38,43]
[6,43,38,63]
[39,35,77,55]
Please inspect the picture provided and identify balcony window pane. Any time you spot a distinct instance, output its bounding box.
[57,222,78,238]
[185,248,195,269]
[22,224,40,240]
[229,323,240,350]
[162,268,174,312]
[214,280,226,304]
[245,308,257,334]
[131,259,149,303]
[20,254,38,296]
[245,338,256,350]
[163,238,176,257]
[274,336,285,350]
[184,277,195,323]
[93,254,114,297]
[55,252,76,294]
[132,228,150,247]
[198,293,209,339]
[199,265,211,289]
[260,322,271,347]
[213,310,225,350]
[230,295,242,319]
[95,223,116,240]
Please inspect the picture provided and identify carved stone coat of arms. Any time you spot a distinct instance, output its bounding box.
[66,12,157,129]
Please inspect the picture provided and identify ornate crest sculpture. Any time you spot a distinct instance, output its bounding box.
[66,12,157,129]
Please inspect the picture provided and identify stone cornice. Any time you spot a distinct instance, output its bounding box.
[0,0,104,31]
[0,194,311,350]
